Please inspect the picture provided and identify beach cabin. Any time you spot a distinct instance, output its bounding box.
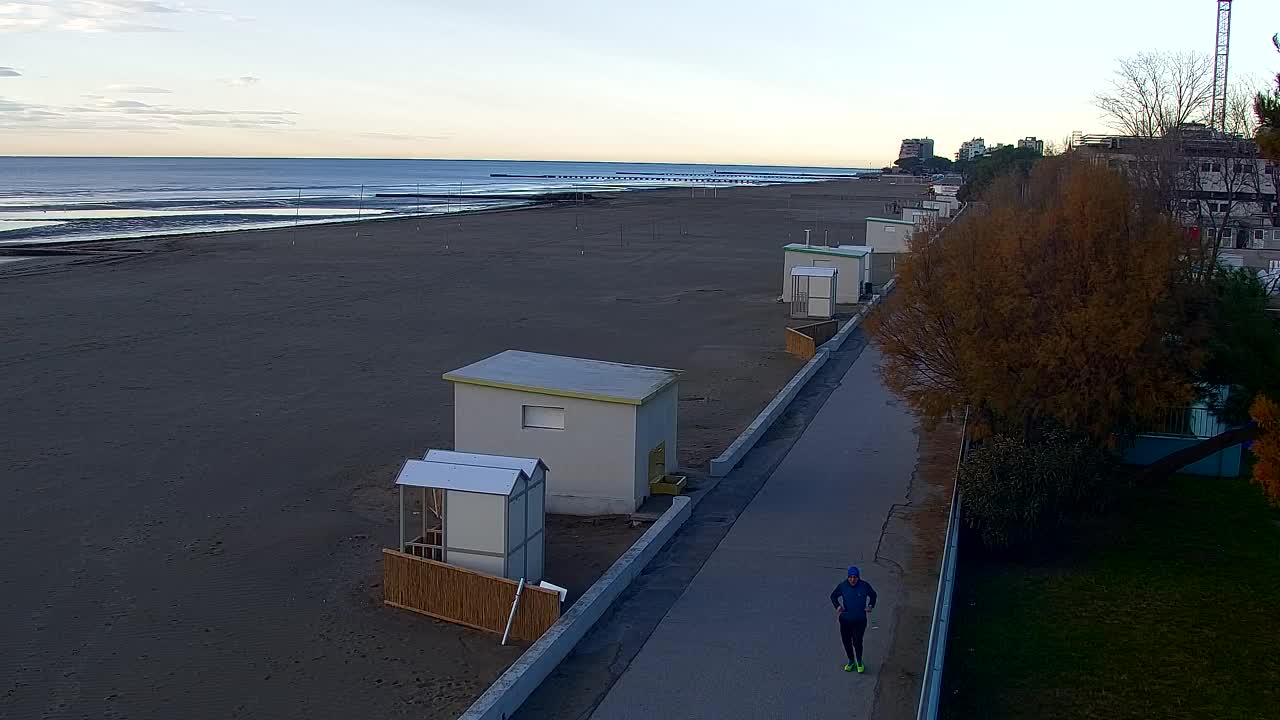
[923,199,952,218]
[902,206,940,225]
[394,450,547,582]
[789,266,838,319]
[865,217,916,254]
[782,243,871,304]
[445,350,680,516]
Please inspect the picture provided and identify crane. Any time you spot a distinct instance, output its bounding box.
[1209,0,1233,133]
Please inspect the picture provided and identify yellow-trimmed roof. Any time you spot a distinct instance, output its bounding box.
[443,350,680,405]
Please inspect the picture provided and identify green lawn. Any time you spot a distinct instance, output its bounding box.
[941,475,1280,720]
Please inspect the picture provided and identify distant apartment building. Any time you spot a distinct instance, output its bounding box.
[1017,137,1045,154]
[1073,126,1278,252]
[983,143,1014,156]
[899,138,935,160]
[956,138,985,162]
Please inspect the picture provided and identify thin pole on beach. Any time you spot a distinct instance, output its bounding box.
[292,188,301,245]
[354,184,365,239]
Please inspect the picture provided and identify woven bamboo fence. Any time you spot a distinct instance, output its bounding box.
[785,320,839,360]
[382,549,560,643]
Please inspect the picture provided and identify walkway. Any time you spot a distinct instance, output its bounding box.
[590,344,920,719]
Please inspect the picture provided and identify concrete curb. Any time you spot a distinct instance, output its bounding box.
[458,495,693,720]
[707,277,897,478]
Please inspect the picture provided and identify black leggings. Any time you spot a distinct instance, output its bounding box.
[840,617,868,663]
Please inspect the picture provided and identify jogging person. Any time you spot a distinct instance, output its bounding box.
[830,566,877,673]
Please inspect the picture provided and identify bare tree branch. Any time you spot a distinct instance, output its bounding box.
[1095,51,1214,137]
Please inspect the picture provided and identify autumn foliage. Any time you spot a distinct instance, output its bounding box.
[1248,395,1280,505]
[868,156,1198,442]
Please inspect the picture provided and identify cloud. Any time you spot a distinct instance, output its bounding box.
[0,1,242,33]
[0,66,19,76]
[218,75,259,87]
[101,98,153,108]
[103,83,171,93]
[359,132,450,142]
[0,93,299,132]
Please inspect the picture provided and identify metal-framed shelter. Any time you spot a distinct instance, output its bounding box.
[394,450,548,582]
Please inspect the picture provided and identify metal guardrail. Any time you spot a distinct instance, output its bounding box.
[1141,406,1229,439]
[916,410,970,720]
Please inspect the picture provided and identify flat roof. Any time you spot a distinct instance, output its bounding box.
[444,350,680,405]
[423,449,548,477]
[865,217,917,226]
[782,243,871,258]
[395,459,524,496]
[791,266,838,277]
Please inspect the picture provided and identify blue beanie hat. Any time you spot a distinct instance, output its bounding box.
[847,566,860,577]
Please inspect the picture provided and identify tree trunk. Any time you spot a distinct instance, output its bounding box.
[1136,425,1260,482]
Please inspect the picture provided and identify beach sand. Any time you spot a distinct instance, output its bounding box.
[0,179,924,719]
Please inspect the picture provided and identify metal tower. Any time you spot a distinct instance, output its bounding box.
[1209,0,1233,132]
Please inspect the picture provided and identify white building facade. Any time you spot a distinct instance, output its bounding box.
[956,138,986,162]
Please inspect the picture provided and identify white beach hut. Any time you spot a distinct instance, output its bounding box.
[781,243,872,304]
[789,266,838,319]
[864,217,916,253]
[394,451,547,582]
[445,351,680,516]
[902,206,940,225]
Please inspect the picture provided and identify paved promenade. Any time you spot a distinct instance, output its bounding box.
[590,345,920,719]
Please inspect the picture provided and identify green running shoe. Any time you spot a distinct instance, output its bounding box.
[856,660,865,673]
[843,663,855,672]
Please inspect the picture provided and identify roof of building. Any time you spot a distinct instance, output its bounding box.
[394,458,525,496]
[791,266,838,278]
[782,243,871,258]
[423,449,548,477]
[443,350,680,405]
[866,217,917,226]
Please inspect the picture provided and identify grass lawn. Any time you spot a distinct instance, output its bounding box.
[941,475,1280,720]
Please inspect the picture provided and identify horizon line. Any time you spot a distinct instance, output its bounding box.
[0,154,882,170]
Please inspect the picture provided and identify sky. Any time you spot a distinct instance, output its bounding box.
[1,0,1278,166]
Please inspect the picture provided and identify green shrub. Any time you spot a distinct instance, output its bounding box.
[959,432,1114,548]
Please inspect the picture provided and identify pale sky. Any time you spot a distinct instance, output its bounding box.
[2,0,1278,166]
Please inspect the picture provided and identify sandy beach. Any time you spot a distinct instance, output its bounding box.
[0,179,923,719]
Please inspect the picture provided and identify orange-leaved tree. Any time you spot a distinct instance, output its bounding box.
[1248,395,1280,504]
[868,155,1201,443]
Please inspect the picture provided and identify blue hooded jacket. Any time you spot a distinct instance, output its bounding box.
[831,578,877,621]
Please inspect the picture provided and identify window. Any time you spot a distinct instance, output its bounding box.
[1213,163,1223,173]
[1201,162,1213,173]
[522,405,565,430]
[1255,230,1266,241]
[1270,260,1280,272]
[885,226,895,233]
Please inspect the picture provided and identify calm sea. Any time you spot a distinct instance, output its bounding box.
[0,157,870,246]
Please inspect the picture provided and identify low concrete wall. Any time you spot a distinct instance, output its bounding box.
[709,280,896,477]
[708,349,831,477]
[1123,435,1243,477]
[458,495,692,720]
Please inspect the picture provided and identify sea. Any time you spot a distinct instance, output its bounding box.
[0,157,872,246]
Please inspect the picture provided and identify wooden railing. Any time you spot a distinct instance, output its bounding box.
[382,549,560,643]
